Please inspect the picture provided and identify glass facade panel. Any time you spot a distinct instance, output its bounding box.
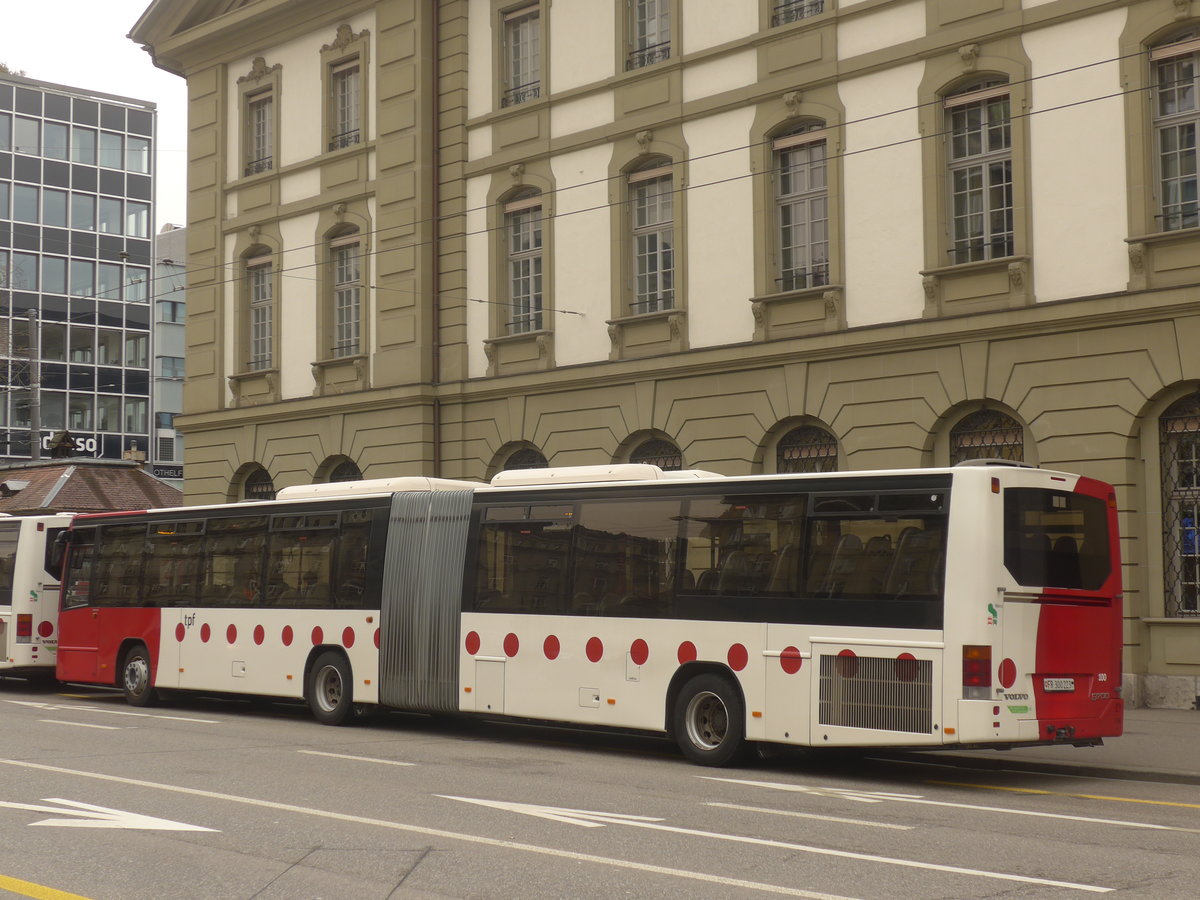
[44,121,68,160]
[126,136,149,173]
[13,117,39,154]
[71,127,96,164]
[42,323,66,361]
[43,188,67,226]
[99,132,122,169]
[125,201,148,237]
[71,192,95,230]
[126,267,148,302]
[125,333,148,368]
[41,256,66,294]
[98,197,122,234]
[70,259,94,296]
[97,262,121,300]
[96,396,120,431]
[13,185,38,223]
[69,326,94,363]
[97,329,121,365]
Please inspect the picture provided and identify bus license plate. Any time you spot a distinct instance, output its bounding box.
[1043,677,1075,692]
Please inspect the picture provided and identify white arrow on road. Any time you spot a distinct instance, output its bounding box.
[440,794,1110,893]
[0,798,217,831]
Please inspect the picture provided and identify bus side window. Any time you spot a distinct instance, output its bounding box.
[0,523,20,607]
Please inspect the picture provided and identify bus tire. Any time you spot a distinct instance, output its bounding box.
[121,645,158,708]
[308,651,354,726]
[672,673,746,767]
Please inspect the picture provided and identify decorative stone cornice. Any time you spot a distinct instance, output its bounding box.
[237,57,280,85]
[323,24,369,54]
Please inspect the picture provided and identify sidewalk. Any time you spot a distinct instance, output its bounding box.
[919,707,1200,783]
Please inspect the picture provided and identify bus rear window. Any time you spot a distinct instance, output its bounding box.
[1004,488,1110,590]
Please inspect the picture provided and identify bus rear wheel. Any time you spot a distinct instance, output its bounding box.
[672,673,747,766]
[121,645,158,707]
[308,651,354,726]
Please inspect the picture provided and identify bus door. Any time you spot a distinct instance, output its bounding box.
[763,625,811,745]
[57,528,101,682]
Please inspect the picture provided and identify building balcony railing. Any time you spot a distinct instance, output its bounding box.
[329,130,361,152]
[772,0,825,27]
[244,156,273,177]
[630,294,674,315]
[626,41,670,71]
[949,236,1014,265]
[1158,206,1200,232]
[501,82,541,108]
[507,311,544,334]
[779,264,830,292]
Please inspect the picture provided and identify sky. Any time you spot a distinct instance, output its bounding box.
[4,0,187,231]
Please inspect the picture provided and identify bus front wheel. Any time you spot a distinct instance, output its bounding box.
[671,673,747,766]
[121,645,158,708]
[308,651,354,726]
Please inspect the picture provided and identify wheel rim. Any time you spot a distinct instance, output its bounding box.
[684,690,728,751]
[314,664,343,713]
[124,656,149,696]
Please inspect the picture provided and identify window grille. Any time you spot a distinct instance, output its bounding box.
[630,164,674,313]
[777,425,838,473]
[946,81,1013,263]
[503,448,548,471]
[1152,34,1200,231]
[329,460,362,482]
[157,436,175,460]
[506,194,543,333]
[950,409,1024,464]
[630,438,681,471]
[775,125,829,291]
[772,0,825,27]
[244,468,276,501]
[1161,394,1200,616]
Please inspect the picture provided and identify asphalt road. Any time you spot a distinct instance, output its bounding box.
[0,679,1196,899]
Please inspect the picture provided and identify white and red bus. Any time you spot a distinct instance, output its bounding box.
[54,462,1122,765]
[0,514,75,676]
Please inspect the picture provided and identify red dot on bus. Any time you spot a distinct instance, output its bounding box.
[465,631,481,655]
[998,657,1017,689]
[253,625,265,646]
[677,641,697,664]
[630,638,649,666]
[837,648,858,679]
[200,623,211,643]
[312,626,324,645]
[342,627,355,649]
[374,628,380,649]
[895,652,919,683]
[226,624,237,644]
[504,633,519,657]
[543,635,560,660]
[175,623,185,643]
[728,643,748,671]
[37,620,54,639]
[586,637,603,662]
[780,646,803,674]
[282,625,294,647]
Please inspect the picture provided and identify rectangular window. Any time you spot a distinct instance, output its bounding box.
[71,127,96,164]
[99,132,123,169]
[96,396,120,431]
[627,0,670,70]
[44,122,68,161]
[143,522,203,607]
[72,193,96,231]
[126,266,149,302]
[159,300,185,323]
[0,113,9,151]
[97,263,122,300]
[1004,489,1111,592]
[70,259,94,297]
[630,166,674,313]
[124,397,148,433]
[98,197,123,234]
[1154,46,1200,231]
[0,183,8,218]
[98,330,122,366]
[69,326,94,363]
[330,62,361,151]
[125,201,149,237]
[41,256,67,295]
[157,436,176,460]
[247,259,273,371]
[126,136,150,173]
[246,91,273,176]
[502,6,540,107]
[125,332,149,368]
[267,515,339,607]
[13,117,39,155]
[775,130,829,291]
[160,356,185,378]
[43,188,67,227]
[42,324,66,361]
[13,185,38,223]
[69,394,94,431]
[156,412,176,428]
[91,524,146,607]
[199,516,267,608]
[332,242,361,357]
[946,84,1013,263]
[11,252,38,290]
[506,195,543,333]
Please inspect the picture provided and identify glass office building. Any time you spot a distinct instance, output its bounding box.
[0,75,154,461]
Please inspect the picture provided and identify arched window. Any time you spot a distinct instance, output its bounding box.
[776,424,838,473]
[244,466,276,501]
[504,190,543,333]
[1160,393,1200,616]
[774,121,828,291]
[628,157,675,314]
[629,438,681,471]
[949,409,1024,464]
[503,447,548,471]
[945,78,1013,263]
[329,460,362,482]
[1151,31,1200,231]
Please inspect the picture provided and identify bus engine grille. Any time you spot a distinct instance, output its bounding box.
[818,653,933,733]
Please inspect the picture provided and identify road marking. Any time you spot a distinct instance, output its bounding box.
[0,873,95,900]
[0,759,856,900]
[0,798,216,832]
[706,801,914,830]
[4,699,218,724]
[443,796,1110,893]
[702,776,1200,835]
[297,750,415,767]
[37,720,120,731]
[927,780,1200,810]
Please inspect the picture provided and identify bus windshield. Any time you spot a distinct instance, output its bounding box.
[1003,488,1110,590]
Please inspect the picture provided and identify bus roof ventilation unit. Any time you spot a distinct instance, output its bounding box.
[490,464,724,487]
[275,476,480,500]
[953,458,1036,468]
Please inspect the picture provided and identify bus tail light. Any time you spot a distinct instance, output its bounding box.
[16,614,33,644]
[963,645,992,699]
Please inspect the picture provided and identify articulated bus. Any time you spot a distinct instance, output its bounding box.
[0,514,75,676]
[54,462,1122,765]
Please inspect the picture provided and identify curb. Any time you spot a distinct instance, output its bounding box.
[875,750,1200,786]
